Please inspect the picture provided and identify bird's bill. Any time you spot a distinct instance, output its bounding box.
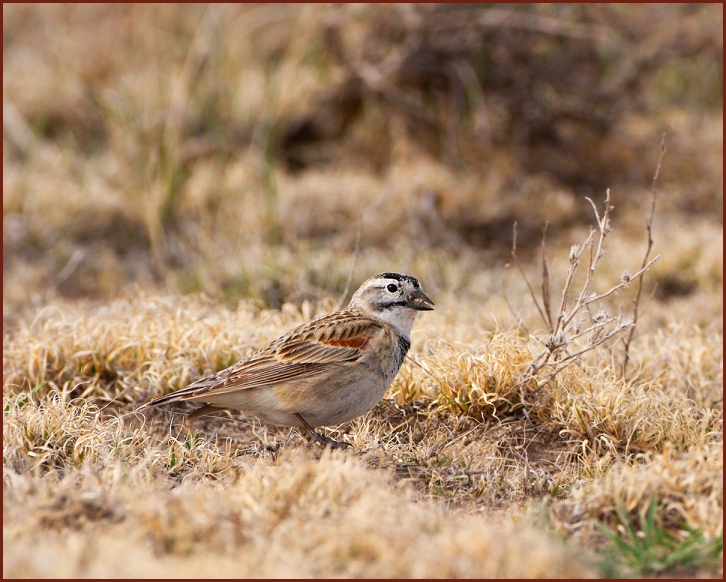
[408,289,435,311]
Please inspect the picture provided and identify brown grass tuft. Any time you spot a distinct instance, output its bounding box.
[395,330,534,419]
[550,442,723,541]
[541,368,722,456]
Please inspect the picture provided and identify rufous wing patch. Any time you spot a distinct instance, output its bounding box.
[322,336,369,349]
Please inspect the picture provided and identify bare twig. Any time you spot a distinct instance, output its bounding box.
[533,319,633,391]
[621,133,666,377]
[540,223,553,331]
[584,256,659,305]
[555,229,595,335]
[517,188,660,395]
[561,191,613,331]
[511,222,549,328]
[338,214,363,309]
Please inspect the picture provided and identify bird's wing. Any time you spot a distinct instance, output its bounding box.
[147,311,382,404]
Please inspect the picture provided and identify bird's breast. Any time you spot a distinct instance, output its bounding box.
[362,330,410,384]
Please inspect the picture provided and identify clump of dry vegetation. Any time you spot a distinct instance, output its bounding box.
[4,441,598,578]
[4,4,723,578]
[551,442,723,540]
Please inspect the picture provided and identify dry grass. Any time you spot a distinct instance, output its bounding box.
[4,284,722,576]
[4,442,598,578]
[3,3,723,578]
[550,442,723,540]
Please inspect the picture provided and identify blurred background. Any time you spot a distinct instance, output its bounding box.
[3,4,723,324]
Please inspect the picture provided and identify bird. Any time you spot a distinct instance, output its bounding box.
[141,272,434,448]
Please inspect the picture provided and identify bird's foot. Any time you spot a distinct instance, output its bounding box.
[307,429,352,450]
[295,413,352,449]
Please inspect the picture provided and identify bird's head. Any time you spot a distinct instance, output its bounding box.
[349,272,434,337]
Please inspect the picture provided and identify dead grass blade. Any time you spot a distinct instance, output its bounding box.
[621,133,667,377]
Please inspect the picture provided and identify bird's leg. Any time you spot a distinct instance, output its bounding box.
[186,404,219,420]
[294,413,352,449]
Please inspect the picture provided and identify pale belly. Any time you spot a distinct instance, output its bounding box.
[196,367,396,428]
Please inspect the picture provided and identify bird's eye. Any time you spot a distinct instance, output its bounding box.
[386,283,398,293]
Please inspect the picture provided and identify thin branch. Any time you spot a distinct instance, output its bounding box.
[580,256,660,307]
[514,185,660,399]
[554,229,595,336]
[511,222,549,327]
[540,223,553,331]
[566,316,620,344]
[564,191,612,329]
[621,133,666,377]
[534,322,634,389]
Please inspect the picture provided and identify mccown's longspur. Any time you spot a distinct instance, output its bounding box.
[141,273,434,448]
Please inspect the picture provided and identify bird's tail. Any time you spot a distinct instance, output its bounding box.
[137,384,218,418]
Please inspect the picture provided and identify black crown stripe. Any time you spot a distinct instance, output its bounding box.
[374,272,420,287]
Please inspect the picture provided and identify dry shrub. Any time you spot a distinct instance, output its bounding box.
[390,274,722,461]
[550,442,723,540]
[579,214,723,332]
[395,327,721,457]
